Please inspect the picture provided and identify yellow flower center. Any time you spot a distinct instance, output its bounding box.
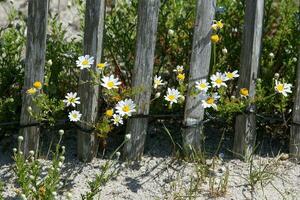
[107,81,115,88]
[154,80,161,85]
[206,97,215,104]
[177,73,185,80]
[217,21,224,29]
[72,113,78,118]
[212,24,218,31]
[178,69,184,73]
[97,63,105,69]
[26,88,37,95]
[211,34,220,43]
[199,83,207,89]
[105,109,114,117]
[226,73,234,79]
[82,59,89,65]
[276,84,284,92]
[69,97,76,103]
[33,81,42,89]
[122,105,130,113]
[168,95,175,101]
[240,88,249,96]
[216,78,223,84]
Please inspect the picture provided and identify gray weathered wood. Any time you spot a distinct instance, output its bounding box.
[77,0,105,162]
[233,0,264,158]
[20,0,48,156]
[123,0,160,160]
[290,48,300,161]
[182,0,216,154]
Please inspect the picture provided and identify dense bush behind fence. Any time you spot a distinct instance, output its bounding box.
[0,0,299,162]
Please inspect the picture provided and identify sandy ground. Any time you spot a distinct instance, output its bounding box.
[1,152,300,200]
[0,0,81,38]
[1,126,300,200]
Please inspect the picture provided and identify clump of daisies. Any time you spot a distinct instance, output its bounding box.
[64,55,138,139]
[197,70,239,110]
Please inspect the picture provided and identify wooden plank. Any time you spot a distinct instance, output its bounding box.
[123,0,160,160]
[77,0,105,162]
[290,48,300,161]
[233,0,264,158]
[20,0,48,156]
[182,0,216,154]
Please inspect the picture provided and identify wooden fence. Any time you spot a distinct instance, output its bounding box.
[20,0,300,162]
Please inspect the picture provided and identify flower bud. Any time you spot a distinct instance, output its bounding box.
[222,48,228,54]
[125,134,131,140]
[269,52,274,58]
[61,146,65,154]
[66,192,72,199]
[18,136,24,141]
[60,156,65,161]
[47,59,53,66]
[155,92,161,98]
[292,57,297,62]
[58,129,64,136]
[274,73,280,79]
[168,29,174,35]
[29,150,34,156]
[116,151,121,158]
[27,106,32,112]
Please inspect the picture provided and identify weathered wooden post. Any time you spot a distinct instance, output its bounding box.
[290,48,300,161]
[233,0,264,158]
[182,0,216,154]
[77,0,105,162]
[123,0,160,160]
[20,0,48,156]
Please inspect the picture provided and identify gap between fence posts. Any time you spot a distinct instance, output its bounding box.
[77,0,105,162]
[290,47,300,161]
[182,0,216,155]
[233,0,264,158]
[20,0,48,156]
[123,0,161,161]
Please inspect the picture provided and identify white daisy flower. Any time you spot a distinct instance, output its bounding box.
[210,72,228,88]
[76,55,94,70]
[173,65,184,73]
[153,75,166,89]
[63,92,80,107]
[275,80,292,97]
[111,114,123,126]
[201,93,220,110]
[101,75,121,90]
[164,88,181,105]
[225,70,239,80]
[195,79,211,92]
[68,110,82,122]
[115,99,136,117]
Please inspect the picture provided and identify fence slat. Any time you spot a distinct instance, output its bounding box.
[290,48,300,160]
[182,0,216,154]
[77,0,105,162]
[233,0,264,158]
[123,0,160,160]
[20,0,48,156]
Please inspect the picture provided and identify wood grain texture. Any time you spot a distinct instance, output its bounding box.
[77,0,105,162]
[182,0,216,154]
[20,0,48,156]
[123,0,160,160]
[233,0,264,157]
[290,48,300,160]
